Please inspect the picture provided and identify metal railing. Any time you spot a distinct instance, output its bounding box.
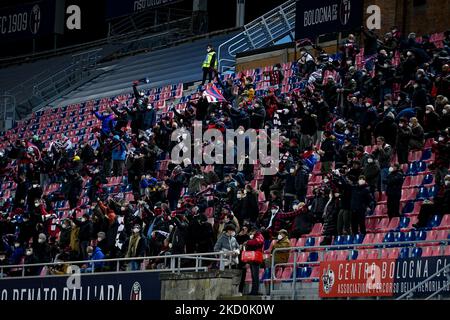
[269,239,450,300]
[218,0,296,73]
[0,251,234,279]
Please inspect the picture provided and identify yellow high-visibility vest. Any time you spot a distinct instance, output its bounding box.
[202,51,218,69]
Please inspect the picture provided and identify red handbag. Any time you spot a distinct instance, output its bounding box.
[241,249,263,264]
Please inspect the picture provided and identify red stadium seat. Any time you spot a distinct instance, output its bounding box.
[437,215,450,230]
[309,223,323,236]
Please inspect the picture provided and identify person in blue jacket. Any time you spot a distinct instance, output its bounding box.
[112,135,127,176]
[81,246,105,273]
[94,108,117,138]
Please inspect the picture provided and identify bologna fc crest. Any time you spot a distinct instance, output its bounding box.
[30,4,41,35]
[130,282,142,300]
[340,0,351,26]
[321,266,335,294]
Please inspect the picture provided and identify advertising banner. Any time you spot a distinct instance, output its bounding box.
[106,0,181,20]
[319,255,450,298]
[392,256,450,298]
[0,0,56,40]
[295,0,364,40]
[0,271,161,301]
[319,259,396,298]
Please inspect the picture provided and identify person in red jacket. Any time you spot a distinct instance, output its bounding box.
[244,226,264,295]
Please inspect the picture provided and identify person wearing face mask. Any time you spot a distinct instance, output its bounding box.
[72,213,94,260]
[214,224,240,266]
[123,224,146,271]
[350,176,373,235]
[201,44,218,86]
[9,241,24,266]
[441,105,450,129]
[384,164,404,219]
[81,245,105,273]
[33,233,52,266]
[268,229,290,266]
[396,117,412,164]
[362,156,381,194]
[372,136,393,192]
[320,190,341,245]
[408,117,424,150]
[318,131,337,175]
[58,219,72,251]
[243,226,264,296]
[23,247,39,276]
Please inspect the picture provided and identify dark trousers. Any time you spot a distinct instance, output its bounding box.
[397,147,409,165]
[283,195,295,212]
[351,209,366,235]
[387,195,401,219]
[112,160,125,176]
[249,262,260,295]
[201,67,216,85]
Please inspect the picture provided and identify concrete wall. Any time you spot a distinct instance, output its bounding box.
[160,270,242,300]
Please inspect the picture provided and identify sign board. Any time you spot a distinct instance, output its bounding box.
[319,256,450,298]
[295,0,364,40]
[0,271,161,301]
[0,0,57,41]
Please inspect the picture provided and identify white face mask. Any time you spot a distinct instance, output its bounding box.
[237,194,242,199]
[293,205,299,210]
[345,130,350,135]
[445,181,450,186]
[230,231,236,237]
[365,103,371,107]
[358,180,365,186]
[81,218,86,223]
[367,158,374,163]
[443,109,448,114]
[271,209,278,214]
[14,243,20,248]
[399,123,404,127]
[439,136,445,142]
[38,239,45,244]
[97,238,103,242]
[34,202,40,207]
[133,228,140,233]
[177,203,181,208]
[334,193,340,197]
[277,235,283,240]
[426,110,431,114]
[389,167,394,173]
[290,168,295,174]
[249,234,254,239]
[323,178,329,184]
[26,250,33,256]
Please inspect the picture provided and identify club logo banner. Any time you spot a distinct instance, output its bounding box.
[319,256,450,298]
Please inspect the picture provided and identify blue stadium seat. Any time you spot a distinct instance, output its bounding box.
[416,187,429,200]
[411,247,422,258]
[421,174,433,185]
[420,149,432,161]
[405,231,416,242]
[353,234,365,244]
[406,162,418,176]
[305,237,315,247]
[402,201,415,214]
[308,252,318,262]
[398,217,410,230]
[350,250,358,260]
[427,215,442,229]
[394,232,405,243]
[333,235,345,246]
[416,230,427,241]
[383,232,395,243]
[417,161,427,173]
[399,248,409,259]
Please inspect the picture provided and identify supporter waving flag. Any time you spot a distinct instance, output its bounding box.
[202,84,226,103]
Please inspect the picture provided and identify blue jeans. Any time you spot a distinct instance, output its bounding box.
[128,261,140,271]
